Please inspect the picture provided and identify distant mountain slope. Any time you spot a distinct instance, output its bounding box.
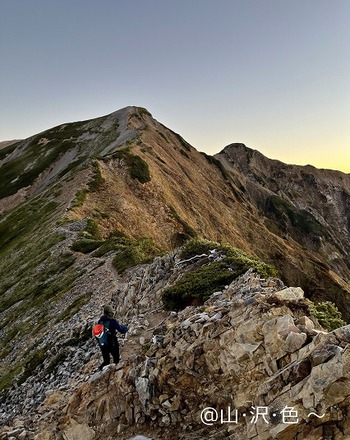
[215,143,350,295]
[0,107,349,399]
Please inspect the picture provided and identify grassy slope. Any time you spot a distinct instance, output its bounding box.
[0,190,75,389]
[0,114,121,390]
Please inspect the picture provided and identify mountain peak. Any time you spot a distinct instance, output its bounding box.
[223,142,250,151]
[105,105,152,119]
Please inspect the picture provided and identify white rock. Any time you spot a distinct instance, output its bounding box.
[272,287,304,302]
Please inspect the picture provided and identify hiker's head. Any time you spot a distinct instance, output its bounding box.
[104,304,114,318]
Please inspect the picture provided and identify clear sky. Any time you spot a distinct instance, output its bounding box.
[1,0,349,172]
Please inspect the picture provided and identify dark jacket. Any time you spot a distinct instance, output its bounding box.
[98,315,128,336]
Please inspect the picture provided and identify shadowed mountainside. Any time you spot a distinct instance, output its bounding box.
[215,144,350,316]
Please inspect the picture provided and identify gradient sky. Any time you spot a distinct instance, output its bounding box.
[1,1,349,172]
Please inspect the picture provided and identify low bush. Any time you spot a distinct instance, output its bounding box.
[112,148,151,183]
[307,300,346,331]
[88,161,104,191]
[112,237,159,274]
[129,155,151,183]
[71,238,103,253]
[71,189,87,208]
[162,240,276,310]
[179,238,217,260]
[91,230,131,257]
[83,218,100,239]
[71,218,102,253]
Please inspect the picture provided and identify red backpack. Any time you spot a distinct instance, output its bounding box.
[93,322,110,347]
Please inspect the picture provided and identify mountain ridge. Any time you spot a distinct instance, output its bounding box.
[1,106,350,439]
[218,142,350,175]
[0,106,349,318]
[216,142,350,279]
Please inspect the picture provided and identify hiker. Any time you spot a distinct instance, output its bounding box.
[95,304,128,370]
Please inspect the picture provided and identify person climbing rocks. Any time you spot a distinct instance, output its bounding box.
[96,304,128,370]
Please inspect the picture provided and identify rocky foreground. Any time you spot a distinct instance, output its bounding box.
[1,250,350,440]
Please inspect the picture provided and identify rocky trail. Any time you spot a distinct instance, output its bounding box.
[0,216,183,439]
[1,255,350,439]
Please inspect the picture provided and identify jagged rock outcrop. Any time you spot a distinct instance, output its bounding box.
[57,272,350,440]
[1,258,349,440]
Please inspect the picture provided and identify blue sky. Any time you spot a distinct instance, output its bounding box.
[1,0,349,172]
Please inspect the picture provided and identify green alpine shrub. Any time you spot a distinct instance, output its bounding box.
[162,239,276,310]
[307,300,346,331]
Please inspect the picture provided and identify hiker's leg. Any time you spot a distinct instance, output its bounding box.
[100,346,110,369]
[111,338,120,364]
